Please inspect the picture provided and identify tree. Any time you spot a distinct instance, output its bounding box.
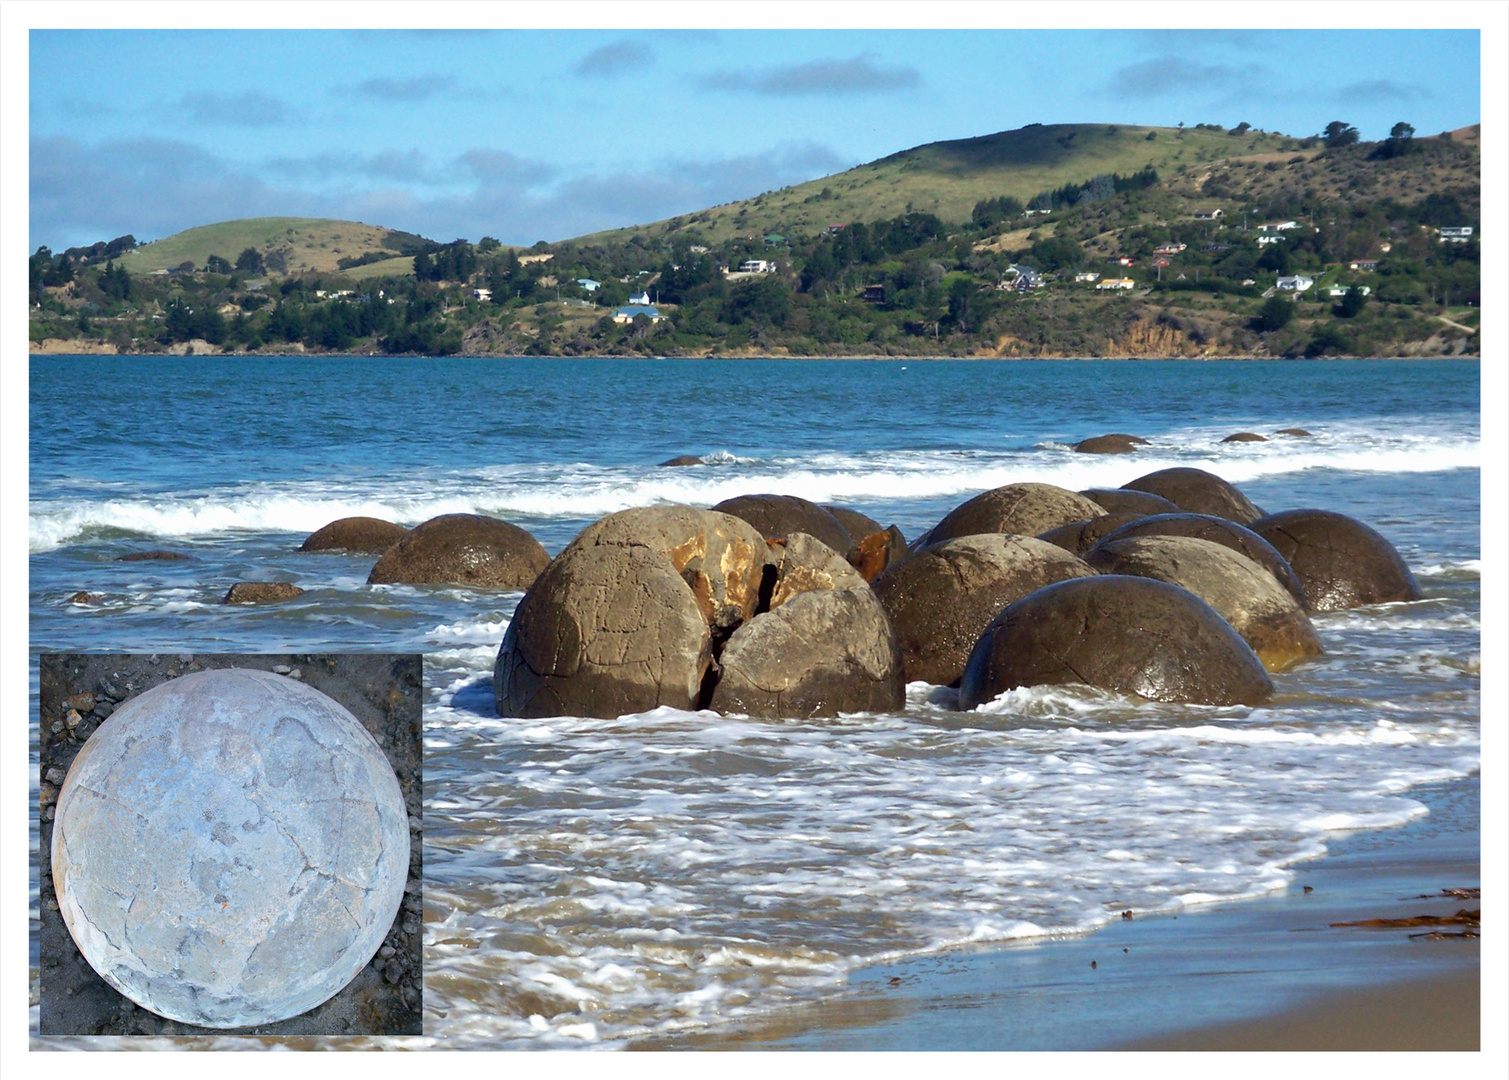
[1323,121,1359,148]
[1374,121,1417,160]
[1333,287,1368,318]
[206,253,233,274]
[1389,121,1415,141]
[1231,121,1252,136]
[235,247,266,275]
[1254,294,1294,332]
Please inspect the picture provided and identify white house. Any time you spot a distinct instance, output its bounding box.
[1074,271,1101,283]
[1153,242,1187,255]
[1259,221,1300,232]
[1347,258,1381,272]
[472,288,492,302]
[628,290,652,306]
[1325,284,1372,297]
[1437,226,1474,242]
[1275,275,1315,292]
[1096,277,1136,291]
[1257,234,1285,246]
[738,259,776,274]
[576,278,601,292]
[612,304,665,325]
[1194,208,1224,220]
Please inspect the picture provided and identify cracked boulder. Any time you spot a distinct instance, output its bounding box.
[1120,467,1265,525]
[924,483,1106,548]
[710,493,854,554]
[958,575,1274,708]
[300,517,409,555]
[1249,509,1422,611]
[1037,514,1145,556]
[494,540,717,718]
[709,533,905,718]
[50,668,409,1028]
[367,513,548,589]
[1094,512,1307,607]
[873,534,1097,686]
[1084,536,1323,671]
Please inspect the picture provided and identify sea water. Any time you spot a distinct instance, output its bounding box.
[29,356,1480,1048]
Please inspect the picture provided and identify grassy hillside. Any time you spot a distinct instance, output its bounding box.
[579,123,1300,245]
[115,217,415,277]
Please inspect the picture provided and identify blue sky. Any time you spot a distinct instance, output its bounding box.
[29,27,1483,251]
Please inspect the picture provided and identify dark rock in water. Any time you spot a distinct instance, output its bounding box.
[846,526,908,582]
[1038,514,1144,556]
[926,483,1106,547]
[566,505,774,632]
[1221,432,1268,443]
[1085,536,1322,671]
[224,582,305,605]
[958,576,1274,708]
[710,534,904,718]
[1250,509,1422,611]
[368,513,549,589]
[116,550,190,562]
[1075,433,1148,455]
[1078,488,1180,517]
[824,505,885,542]
[495,541,713,718]
[659,455,704,467]
[1121,467,1265,525]
[711,493,853,554]
[1095,512,1307,607]
[1276,428,1313,437]
[67,591,101,605]
[874,534,1096,686]
[300,516,409,555]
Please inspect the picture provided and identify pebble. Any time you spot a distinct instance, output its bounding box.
[51,721,64,734]
[148,655,160,665]
[44,766,65,785]
[378,945,396,959]
[272,665,292,675]
[66,692,95,712]
[177,654,193,664]
[65,709,82,728]
[289,668,303,680]
[408,815,422,833]
[92,701,115,720]
[402,918,419,936]
[383,960,404,984]
[97,680,123,700]
[403,895,422,913]
[43,806,56,821]
[46,898,59,911]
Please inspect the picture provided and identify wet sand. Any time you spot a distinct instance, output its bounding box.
[639,774,1481,1051]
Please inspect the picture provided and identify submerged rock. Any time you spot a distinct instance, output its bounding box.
[958,576,1274,708]
[1075,433,1148,455]
[658,455,704,467]
[300,517,409,555]
[1221,432,1268,443]
[224,581,304,605]
[367,514,549,590]
[116,551,190,562]
[1250,509,1422,611]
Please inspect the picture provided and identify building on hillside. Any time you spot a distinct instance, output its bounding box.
[1074,271,1101,283]
[1153,258,1171,268]
[1259,221,1300,232]
[738,259,776,274]
[629,290,652,306]
[1109,256,1136,267]
[1347,258,1381,272]
[860,284,885,303]
[1004,265,1044,289]
[1193,208,1224,220]
[1326,284,1372,297]
[1096,277,1136,291]
[576,278,601,292]
[472,288,492,302]
[1275,274,1315,292]
[763,234,787,246]
[689,245,710,254]
[612,304,665,324]
[1153,243,1187,255]
[1257,234,1285,246]
[1437,226,1474,242]
[825,223,847,234]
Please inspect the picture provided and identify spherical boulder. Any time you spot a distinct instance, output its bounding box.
[1095,512,1306,607]
[1084,536,1322,671]
[300,517,409,555]
[1221,432,1267,443]
[710,493,853,554]
[1075,434,1148,455]
[367,513,548,589]
[564,505,774,634]
[958,576,1274,708]
[1037,514,1144,556]
[51,669,408,1028]
[874,534,1097,686]
[1121,467,1265,525]
[1078,488,1180,517]
[224,582,304,605]
[495,541,714,718]
[709,534,905,718]
[926,483,1106,547]
[1250,509,1422,611]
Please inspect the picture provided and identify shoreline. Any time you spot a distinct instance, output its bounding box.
[637,772,1480,1051]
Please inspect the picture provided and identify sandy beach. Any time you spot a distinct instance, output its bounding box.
[638,774,1481,1051]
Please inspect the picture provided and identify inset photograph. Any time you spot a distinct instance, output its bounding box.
[38,653,422,1036]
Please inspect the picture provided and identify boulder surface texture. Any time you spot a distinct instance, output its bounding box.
[958,575,1274,708]
[926,483,1106,547]
[711,493,854,553]
[1078,488,1180,517]
[1121,467,1265,525]
[367,513,548,589]
[1095,512,1307,607]
[300,517,409,555]
[1250,509,1423,611]
[1085,536,1323,671]
[1037,513,1145,556]
[51,669,409,1028]
[874,534,1096,686]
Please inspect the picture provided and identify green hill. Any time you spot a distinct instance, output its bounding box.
[115,217,427,277]
[578,123,1300,245]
